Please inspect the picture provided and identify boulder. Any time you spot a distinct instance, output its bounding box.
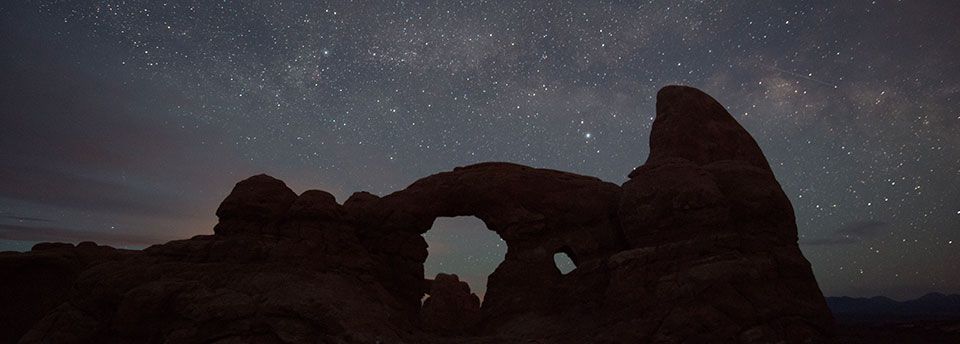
[420,273,482,335]
[214,174,298,235]
[289,190,342,220]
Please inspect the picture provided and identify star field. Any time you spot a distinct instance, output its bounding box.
[1,0,958,300]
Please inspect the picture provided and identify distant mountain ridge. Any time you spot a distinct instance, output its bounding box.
[827,293,960,321]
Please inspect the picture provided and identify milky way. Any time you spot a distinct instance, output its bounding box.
[1,0,957,300]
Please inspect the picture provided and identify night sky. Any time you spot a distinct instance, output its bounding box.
[1,0,958,300]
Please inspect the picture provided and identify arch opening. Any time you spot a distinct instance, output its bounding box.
[553,251,576,275]
[421,216,506,302]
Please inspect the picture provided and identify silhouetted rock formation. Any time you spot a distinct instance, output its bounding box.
[0,86,834,343]
[614,86,833,342]
[421,273,481,335]
[0,242,134,344]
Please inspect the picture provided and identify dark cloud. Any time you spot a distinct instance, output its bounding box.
[0,223,174,248]
[0,215,52,223]
[0,163,198,219]
[800,236,859,247]
[836,221,889,237]
[800,221,889,247]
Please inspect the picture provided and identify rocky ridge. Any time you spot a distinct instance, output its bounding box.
[0,86,834,343]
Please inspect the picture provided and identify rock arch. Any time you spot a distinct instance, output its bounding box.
[3,86,837,343]
[344,162,624,328]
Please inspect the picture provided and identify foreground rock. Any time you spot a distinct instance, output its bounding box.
[421,273,481,335]
[0,242,134,344]
[0,86,834,343]
[613,86,833,342]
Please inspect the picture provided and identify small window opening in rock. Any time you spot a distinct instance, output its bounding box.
[422,216,506,302]
[421,293,430,306]
[554,251,576,275]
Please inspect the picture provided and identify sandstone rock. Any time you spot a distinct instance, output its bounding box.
[347,162,625,333]
[643,85,772,171]
[0,243,133,344]
[214,174,298,236]
[421,273,481,335]
[1,86,834,343]
[615,85,834,342]
[289,189,342,220]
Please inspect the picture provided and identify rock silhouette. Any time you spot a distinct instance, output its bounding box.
[420,273,482,335]
[0,86,834,343]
